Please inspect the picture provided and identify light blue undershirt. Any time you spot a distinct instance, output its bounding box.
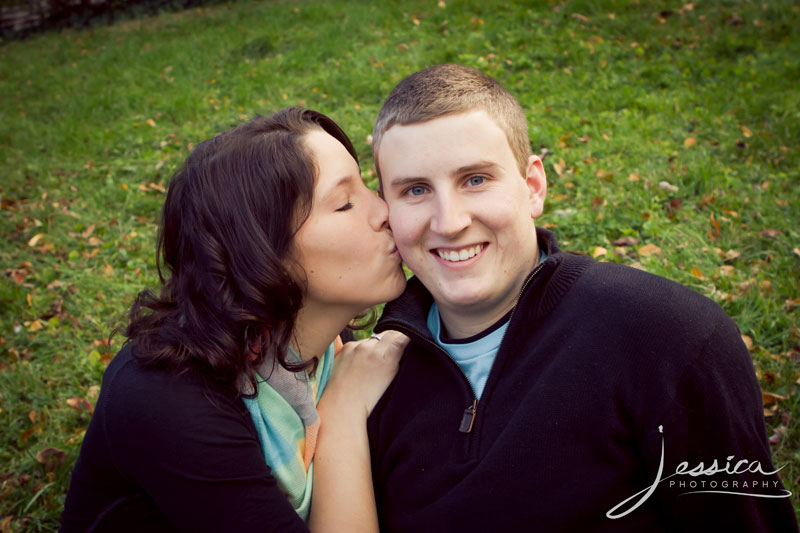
[427,251,546,399]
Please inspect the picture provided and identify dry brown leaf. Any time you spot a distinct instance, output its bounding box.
[683,137,696,147]
[760,228,780,238]
[88,237,103,247]
[723,249,741,262]
[768,425,787,446]
[762,391,788,406]
[66,397,93,413]
[628,173,640,182]
[35,447,66,471]
[613,236,639,247]
[81,224,95,238]
[638,243,662,257]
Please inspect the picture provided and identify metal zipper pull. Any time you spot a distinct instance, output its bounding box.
[459,399,478,433]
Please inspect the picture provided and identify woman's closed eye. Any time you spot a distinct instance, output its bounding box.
[335,201,353,212]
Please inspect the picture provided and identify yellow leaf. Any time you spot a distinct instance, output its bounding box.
[28,233,44,247]
[27,319,43,332]
[628,173,640,182]
[146,118,156,127]
[690,266,705,279]
[638,243,662,257]
[741,125,753,138]
[741,334,753,351]
[592,246,607,258]
[683,137,696,147]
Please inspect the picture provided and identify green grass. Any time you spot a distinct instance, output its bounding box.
[1,0,799,529]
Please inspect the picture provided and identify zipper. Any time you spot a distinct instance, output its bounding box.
[381,259,549,438]
[495,260,548,359]
[381,323,480,433]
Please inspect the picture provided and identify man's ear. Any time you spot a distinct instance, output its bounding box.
[525,155,547,219]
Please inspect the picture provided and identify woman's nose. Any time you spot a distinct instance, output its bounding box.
[368,190,391,231]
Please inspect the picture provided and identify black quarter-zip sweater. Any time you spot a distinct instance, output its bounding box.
[369,229,796,533]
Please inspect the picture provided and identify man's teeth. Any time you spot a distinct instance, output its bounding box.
[437,245,483,262]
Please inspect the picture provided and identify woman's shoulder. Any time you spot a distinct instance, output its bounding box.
[99,343,253,444]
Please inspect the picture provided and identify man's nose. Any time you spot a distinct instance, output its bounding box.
[430,191,470,237]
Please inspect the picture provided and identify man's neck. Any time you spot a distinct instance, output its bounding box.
[437,248,541,339]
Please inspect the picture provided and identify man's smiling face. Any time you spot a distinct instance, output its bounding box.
[378,110,547,333]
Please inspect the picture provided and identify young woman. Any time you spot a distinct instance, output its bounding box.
[60,108,407,532]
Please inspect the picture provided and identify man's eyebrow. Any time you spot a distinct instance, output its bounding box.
[452,161,499,176]
[387,161,500,188]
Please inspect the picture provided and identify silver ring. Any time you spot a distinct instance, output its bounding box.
[369,334,382,342]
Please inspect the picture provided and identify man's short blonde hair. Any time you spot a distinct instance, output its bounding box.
[372,63,532,178]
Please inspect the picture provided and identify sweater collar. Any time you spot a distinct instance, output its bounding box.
[376,228,588,340]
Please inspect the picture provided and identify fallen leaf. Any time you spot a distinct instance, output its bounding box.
[571,13,590,21]
[613,236,639,247]
[793,248,800,258]
[638,244,662,257]
[592,246,607,258]
[66,397,93,413]
[659,181,679,193]
[81,224,95,238]
[723,249,741,262]
[88,237,103,247]
[760,228,780,238]
[768,425,787,446]
[146,118,156,127]
[741,334,753,351]
[741,126,753,138]
[28,233,44,247]
[762,391,788,406]
[28,410,36,424]
[683,137,696,147]
[35,447,66,471]
[628,173,640,182]
[690,266,705,280]
[6,268,28,284]
[717,265,735,277]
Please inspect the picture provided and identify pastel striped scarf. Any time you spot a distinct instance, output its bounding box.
[242,340,336,521]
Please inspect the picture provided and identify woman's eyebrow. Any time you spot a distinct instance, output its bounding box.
[321,176,354,200]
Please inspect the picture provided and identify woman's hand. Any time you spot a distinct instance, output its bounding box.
[320,330,409,419]
[310,330,408,533]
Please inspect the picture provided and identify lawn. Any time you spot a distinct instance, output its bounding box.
[1,0,798,529]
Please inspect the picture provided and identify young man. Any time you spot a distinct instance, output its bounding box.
[368,64,797,531]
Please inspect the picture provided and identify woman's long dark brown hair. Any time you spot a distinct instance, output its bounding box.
[124,107,359,393]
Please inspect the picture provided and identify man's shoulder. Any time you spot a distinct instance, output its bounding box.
[574,259,727,319]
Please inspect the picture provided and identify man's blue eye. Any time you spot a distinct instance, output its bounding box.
[468,176,485,186]
[409,186,426,196]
